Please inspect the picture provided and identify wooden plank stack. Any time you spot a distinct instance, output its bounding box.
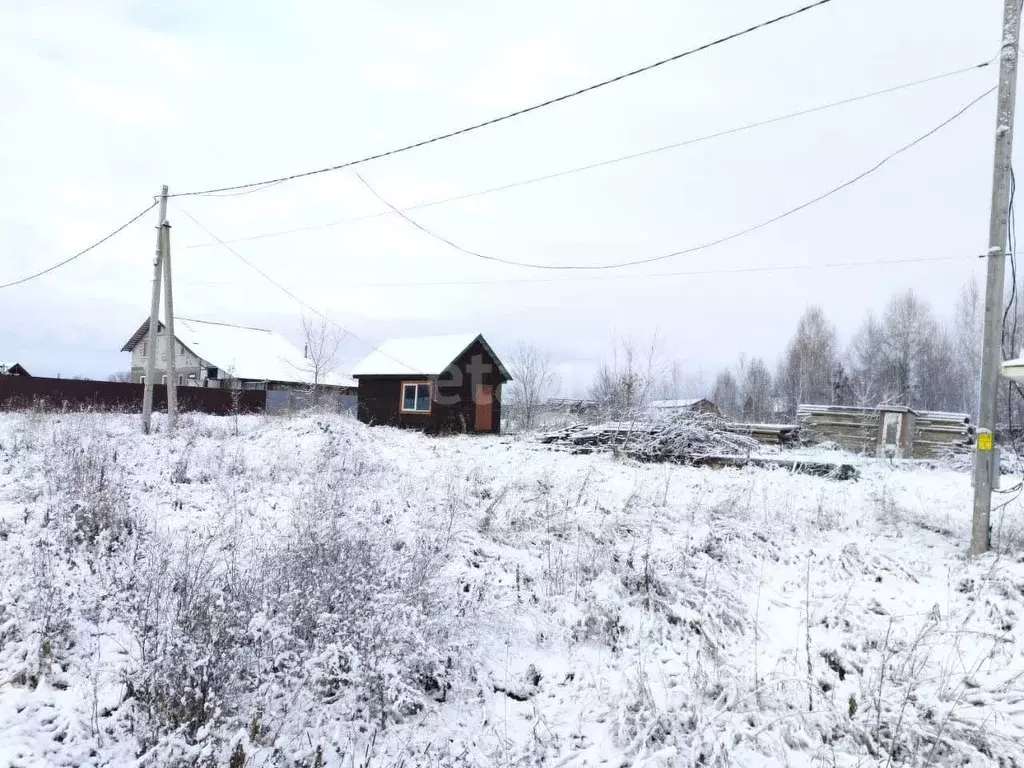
[795,403,974,460]
[796,405,878,454]
[912,410,974,459]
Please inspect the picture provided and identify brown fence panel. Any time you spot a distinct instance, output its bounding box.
[0,376,266,415]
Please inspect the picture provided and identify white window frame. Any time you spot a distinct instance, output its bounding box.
[400,381,431,413]
[140,375,146,386]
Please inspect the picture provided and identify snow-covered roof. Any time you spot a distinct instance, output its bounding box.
[1003,357,1024,383]
[123,317,355,388]
[351,333,510,379]
[0,361,29,375]
[649,398,708,409]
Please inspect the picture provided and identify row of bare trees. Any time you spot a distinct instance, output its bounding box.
[506,276,1007,431]
[707,278,993,423]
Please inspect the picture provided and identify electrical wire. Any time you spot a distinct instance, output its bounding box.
[171,0,837,198]
[335,254,973,288]
[0,201,158,290]
[182,58,994,251]
[354,86,997,271]
[175,206,422,373]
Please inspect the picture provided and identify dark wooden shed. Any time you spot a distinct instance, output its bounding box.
[352,333,511,434]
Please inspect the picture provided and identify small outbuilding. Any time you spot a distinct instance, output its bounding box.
[352,333,511,434]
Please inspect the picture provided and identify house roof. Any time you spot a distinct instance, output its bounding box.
[649,398,709,409]
[121,317,356,387]
[0,361,29,376]
[351,333,511,379]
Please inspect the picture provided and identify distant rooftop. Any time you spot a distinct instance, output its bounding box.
[122,317,355,387]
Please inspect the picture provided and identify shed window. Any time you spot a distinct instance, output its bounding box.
[401,382,431,413]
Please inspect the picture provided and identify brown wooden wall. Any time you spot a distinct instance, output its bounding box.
[0,376,266,415]
[356,339,505,434]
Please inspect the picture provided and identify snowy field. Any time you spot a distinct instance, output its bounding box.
[0,412,1022,767]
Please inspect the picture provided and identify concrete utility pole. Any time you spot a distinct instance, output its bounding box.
[141,185,169,434]
[162,223,178,433]
[972,0,1021,555]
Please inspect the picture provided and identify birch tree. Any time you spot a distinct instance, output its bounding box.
[506,342,558,431]
[300,314,342,407]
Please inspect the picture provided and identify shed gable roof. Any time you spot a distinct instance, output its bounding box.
[352,333,510,379]
[0,362,29,376]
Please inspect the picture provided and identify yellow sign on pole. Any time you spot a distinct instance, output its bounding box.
[978,432,994,451]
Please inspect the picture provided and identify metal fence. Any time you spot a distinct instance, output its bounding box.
[0,376,266,415]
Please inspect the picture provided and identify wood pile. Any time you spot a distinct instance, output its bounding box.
[912,410,974,459]
[540,415,760,462]
[539,419,859,479]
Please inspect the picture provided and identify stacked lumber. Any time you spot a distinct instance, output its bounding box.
[912,410,974,459]
[796,404,878,454]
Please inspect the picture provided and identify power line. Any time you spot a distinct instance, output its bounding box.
[338,254,974,287]
[356,86,997,271]
[177,207,336,321]
[0,201,158,290]
[182,58,993,251]
[175,206,420,373]
[171,0,837,198]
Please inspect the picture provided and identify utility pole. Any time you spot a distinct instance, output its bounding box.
[141,185,169,434]
[162,222,178,433]
[972,0,1021,555]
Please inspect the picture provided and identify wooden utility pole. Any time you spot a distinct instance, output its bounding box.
[141,185,169,434]
[972,0,1021,555]
[162,223,178,433]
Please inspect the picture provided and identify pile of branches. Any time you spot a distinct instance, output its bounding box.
[540,412,761,463]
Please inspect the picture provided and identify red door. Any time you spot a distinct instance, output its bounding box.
[475,385,493,431]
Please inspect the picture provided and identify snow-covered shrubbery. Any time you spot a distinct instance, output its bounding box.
[1,411,1023,766]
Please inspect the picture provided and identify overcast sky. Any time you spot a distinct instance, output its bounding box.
[0,0,1013,392]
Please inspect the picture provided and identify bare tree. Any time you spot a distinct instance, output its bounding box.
[845,290,964,413]
[847,312,887,406]
[299,314,342,407]
[741,357,773,422]
[654,360,709,401]
[711,370,741,420]
[778,306,840,415]
[108,371,132,383]
[505,342,559,431]
[953,276,983,418]
[589,335,663,422]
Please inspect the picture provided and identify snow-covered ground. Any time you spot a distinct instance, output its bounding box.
[0,412,1022,767]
